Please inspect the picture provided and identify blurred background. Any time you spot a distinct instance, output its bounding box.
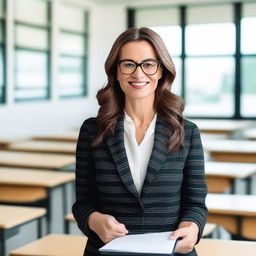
[0,0,255,138]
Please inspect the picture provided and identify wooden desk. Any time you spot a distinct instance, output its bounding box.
[196,238,256,256]
[10,234,87,256]
[243,128,256,140]
[33,131,79,142]
[0,138,26,149]
[0,205,46,256]
[205,161,256,194]
[206,193,256,239]
[0,151,75,170]
[203,140,256,163]
[7,140,76,154]
[0,167,75,233]
[190,119,251,134]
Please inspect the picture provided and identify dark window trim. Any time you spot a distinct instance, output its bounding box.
[0,0,6,104]
[15,21,50,29]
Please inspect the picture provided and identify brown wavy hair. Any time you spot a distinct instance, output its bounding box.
[92,27,184,151]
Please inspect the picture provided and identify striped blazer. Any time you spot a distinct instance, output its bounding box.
[72,114,208,256]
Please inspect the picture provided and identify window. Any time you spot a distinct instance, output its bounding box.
[132,3,256,119]
[185,5,235,117]
[58,5,88,98]
[135,7,181,95]
[241,3,256,117]
[14,0,50,101]
[0,0,5,103]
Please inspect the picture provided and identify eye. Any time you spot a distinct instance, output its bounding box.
[142,62,156,68]
[123,62,135,68]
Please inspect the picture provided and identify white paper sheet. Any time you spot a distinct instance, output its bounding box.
[99,231,178,254]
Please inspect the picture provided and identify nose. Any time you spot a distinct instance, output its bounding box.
[132,65,145,78]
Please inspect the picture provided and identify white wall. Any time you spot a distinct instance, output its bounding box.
[0,0,127,138]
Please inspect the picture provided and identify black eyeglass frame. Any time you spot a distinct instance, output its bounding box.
[117,59,161,76]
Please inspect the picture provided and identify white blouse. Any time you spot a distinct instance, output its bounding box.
[123,111,157,195]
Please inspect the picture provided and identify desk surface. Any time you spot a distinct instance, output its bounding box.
[196,238,256,256]
[0,167,75,187]
[205,161,256,178]
[0,205,46,229]
[33,131,79,142]
[243,128,256,140]
[0,138,26,148]
[10,234,87,256]
[191,120,251,134]
[203,140,256,153]
[0,151,75,169]
[8,140,76,154]
[206,193,256,216]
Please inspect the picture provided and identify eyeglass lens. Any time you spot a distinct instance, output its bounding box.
[119,60,159,75]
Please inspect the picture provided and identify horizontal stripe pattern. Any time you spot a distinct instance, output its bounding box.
[72,115,207,256]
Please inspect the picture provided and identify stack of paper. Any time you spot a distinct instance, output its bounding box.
[99,231,178,255]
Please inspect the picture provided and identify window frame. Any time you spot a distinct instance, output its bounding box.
[58,8,89,99]
[240,3,256,118]
[0,0,6,104]
[13,0,51,102]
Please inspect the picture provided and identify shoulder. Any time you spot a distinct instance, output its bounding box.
[184,119,200,132]
[79,117,98,137]
[183,119,202,144]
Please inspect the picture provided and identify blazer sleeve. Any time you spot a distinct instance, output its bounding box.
[72,119,99,239]
[179,123,208,243]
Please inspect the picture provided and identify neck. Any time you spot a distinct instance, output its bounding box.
[124,98,156,128]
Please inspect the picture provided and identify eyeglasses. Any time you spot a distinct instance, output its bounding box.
[118,59,160,76]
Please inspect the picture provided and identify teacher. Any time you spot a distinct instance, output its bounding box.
[72,27,208,256]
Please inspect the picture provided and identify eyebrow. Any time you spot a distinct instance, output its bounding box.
[119,58,158,63]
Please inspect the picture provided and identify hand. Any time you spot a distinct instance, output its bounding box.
[88,212,129,243]
[169,221,199,254]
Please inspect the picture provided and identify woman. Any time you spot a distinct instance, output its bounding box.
[72,27,208,256]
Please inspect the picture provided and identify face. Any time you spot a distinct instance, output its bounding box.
[117,40,162,103]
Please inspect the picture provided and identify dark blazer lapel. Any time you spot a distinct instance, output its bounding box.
[142,115,171,192]
[105,114,140,200]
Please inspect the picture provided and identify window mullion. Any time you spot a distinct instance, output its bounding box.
[234,2,242,119]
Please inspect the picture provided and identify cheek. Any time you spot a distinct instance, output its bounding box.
[117,69,126,82]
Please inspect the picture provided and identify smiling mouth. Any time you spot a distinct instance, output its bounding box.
[128,82,149,88]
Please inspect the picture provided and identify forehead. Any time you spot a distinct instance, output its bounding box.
[119,40,158,61]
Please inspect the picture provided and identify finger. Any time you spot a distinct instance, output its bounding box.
[119,223,129,233]
[111,230,128,238]
[169,227,188,239]
[110,220,128,233]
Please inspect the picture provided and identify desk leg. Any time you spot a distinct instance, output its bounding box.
[37,217,44,238]
[236,216,243,240]
[0,229,6,256]
[63,182,74,228]
[245,177,252,195]
[231,179,236,194]
[48,186,64,233]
